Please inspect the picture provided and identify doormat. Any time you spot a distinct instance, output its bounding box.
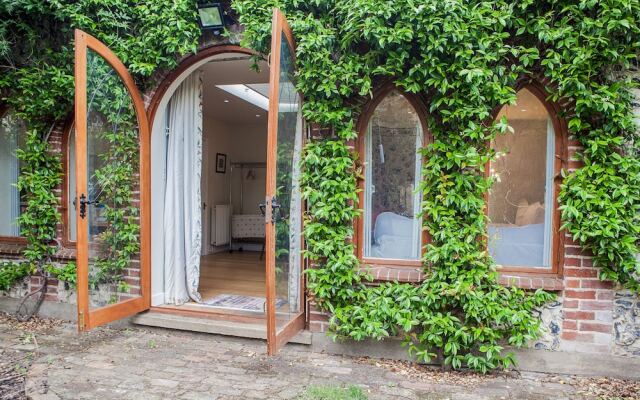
[203,294,287,311]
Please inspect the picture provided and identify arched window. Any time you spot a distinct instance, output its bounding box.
[358,88,427,263]
[0,108,26,238]
[488,86,563,271]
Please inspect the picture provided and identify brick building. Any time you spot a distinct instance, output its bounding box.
[1,6,639,372]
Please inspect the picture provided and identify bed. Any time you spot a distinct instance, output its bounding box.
[231,214,264,239]
[369,211,547,267]
[370,212,419,259]
[231,214,265,257]
[488,223,545,267]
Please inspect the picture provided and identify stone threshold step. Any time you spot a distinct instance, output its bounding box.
[132,311,312,345]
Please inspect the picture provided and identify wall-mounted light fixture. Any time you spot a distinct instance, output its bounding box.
[197,3,225,35]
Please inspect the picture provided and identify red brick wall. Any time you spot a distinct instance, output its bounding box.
[557,138,615,353]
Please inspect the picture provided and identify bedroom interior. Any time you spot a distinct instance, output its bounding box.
[488,88,555,268]
[363,90,423,261]
[198,56,269,312]
[157,53,275,314]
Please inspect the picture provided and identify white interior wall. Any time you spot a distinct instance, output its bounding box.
[202,116,231,254]
[202,116,267,253]
[228,123,267,215]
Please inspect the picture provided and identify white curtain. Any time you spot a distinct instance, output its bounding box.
[163,72,203,305]
[542,117,556,267]
[363,124,373,256]
[411,123,424,259]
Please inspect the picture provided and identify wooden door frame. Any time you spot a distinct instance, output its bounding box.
[74,29,151,330]
[265,8,306,356]
[145,40,307,341]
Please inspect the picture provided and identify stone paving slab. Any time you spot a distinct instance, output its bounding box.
[0,318,620,399]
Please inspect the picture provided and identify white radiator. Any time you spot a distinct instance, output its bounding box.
[210,204,231,246]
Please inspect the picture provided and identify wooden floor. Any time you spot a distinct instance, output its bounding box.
[198,251,265,301]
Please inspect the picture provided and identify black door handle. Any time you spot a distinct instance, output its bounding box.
[259,199,282,223]
[78,194,98,219]
[271,200,281,223]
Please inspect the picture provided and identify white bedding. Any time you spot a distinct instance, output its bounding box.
[488,223,544,267]
[370,212,419,259]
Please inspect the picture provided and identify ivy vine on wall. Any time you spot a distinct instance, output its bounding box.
[0,1,200,308]
[0,0,638,372]
[233,0,640,372]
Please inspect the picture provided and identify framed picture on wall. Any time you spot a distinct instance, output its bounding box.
[216,153,227,173]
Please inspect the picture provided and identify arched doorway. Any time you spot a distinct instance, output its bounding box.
[148,46,273,311]
[73,9,306,355]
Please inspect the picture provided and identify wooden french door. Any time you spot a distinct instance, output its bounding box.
[265,9,306,355]
[74,29,150,331]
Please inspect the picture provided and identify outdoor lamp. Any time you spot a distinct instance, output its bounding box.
[197,3,225,34]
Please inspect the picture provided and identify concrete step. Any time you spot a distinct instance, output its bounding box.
[132,310,312,345]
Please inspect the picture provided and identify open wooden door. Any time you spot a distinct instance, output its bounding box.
[265,9,306,355]
[74,29,151,331]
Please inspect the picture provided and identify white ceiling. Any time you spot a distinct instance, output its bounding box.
[201,56,270,125]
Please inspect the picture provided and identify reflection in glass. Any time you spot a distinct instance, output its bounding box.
[86,49,141,308]
[488,88,555,268]
[363,90,423,260]
[0,111,26,237]
[68,127,77,242]
[274,32,303,326]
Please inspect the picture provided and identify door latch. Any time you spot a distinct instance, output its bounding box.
[78,194,97,219]
[270,198,281,223]
[260,197,282,224]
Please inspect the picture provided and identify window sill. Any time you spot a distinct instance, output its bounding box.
[0,241,27,257]
[361,257,422,268]
[357,263,564,289]
[498,272,564,290]
[360,264,424,283]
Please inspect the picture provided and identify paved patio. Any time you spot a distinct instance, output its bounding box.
[0,313,637,400]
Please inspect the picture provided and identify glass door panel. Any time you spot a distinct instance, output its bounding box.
[265,9,305,355]
[85,48,141,310]
[75,30,150,331]
[274,35,303,326]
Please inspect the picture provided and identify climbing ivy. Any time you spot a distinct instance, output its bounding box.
[233,0,640,372]
[0,0,638,372]
[0,1,200,299]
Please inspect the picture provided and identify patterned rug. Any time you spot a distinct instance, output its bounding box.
[203,294,287,311]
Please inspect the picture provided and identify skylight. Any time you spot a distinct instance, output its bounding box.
[216,83,298,112]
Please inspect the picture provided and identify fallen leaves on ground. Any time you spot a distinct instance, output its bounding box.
[0,349,33,400]
[353,356,504,386]
[360,357,640,399]
[568,376,639,400]
[0,312,62,333]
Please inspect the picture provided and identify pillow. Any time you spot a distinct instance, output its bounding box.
[373,212,414,239]
[515,199,529,225]
[516,201,545,225]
